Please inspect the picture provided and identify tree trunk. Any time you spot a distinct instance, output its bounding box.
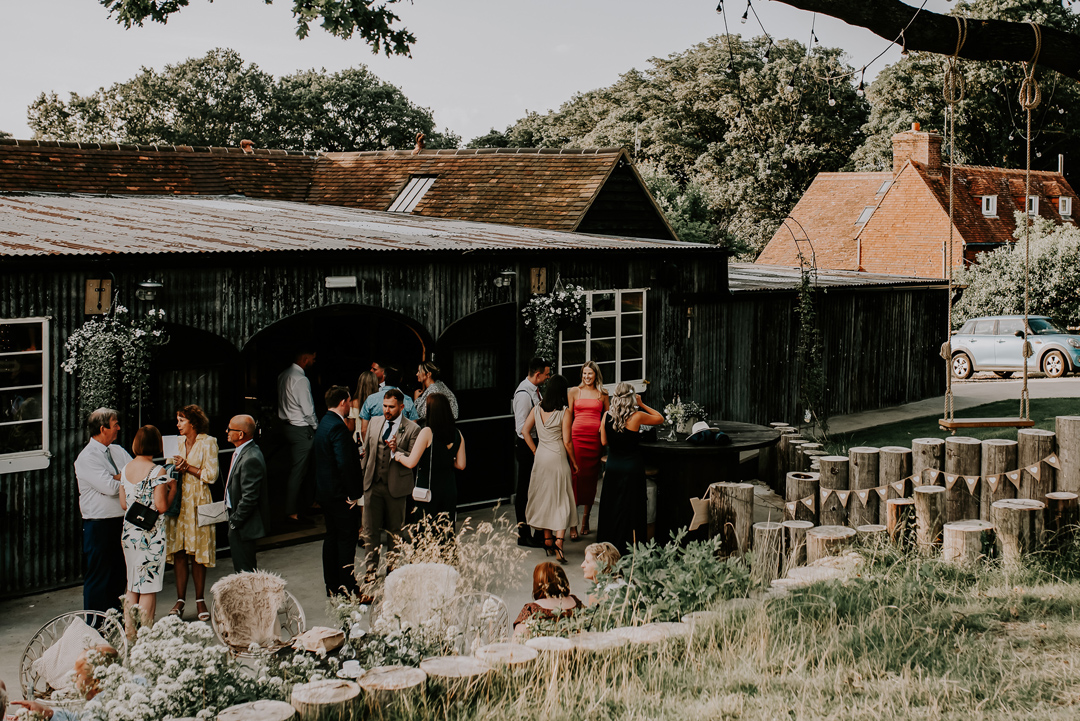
[770,0,1080,81]
[878,445,912,525]
[942,520,995,566]
[981,438,1018,520]
[292,680,362,720]
[848,446,880,529]
[759,424,790,492]
[1057,416,1080,495]
[785,471,820,523]
[777,433,804,481]
[945,436,981,522]
[806,525,856,563]
[886,497,915,547]
[219,701,297,721]
[708,482,755,557]
[991,498,1045,566]
[789,440,811,473]
[912,438,945,486]
[752,521,784,584]
[1018,428,1056,504]
[818,455,849,527]
[914,485,947,555]
[782,519,815,572]
[1044,491,1079,549]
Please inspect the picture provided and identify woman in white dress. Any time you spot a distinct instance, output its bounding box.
[119,425,176,637]
[522,375,578,565]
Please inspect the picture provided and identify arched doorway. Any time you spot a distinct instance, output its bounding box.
[150,324,242,436]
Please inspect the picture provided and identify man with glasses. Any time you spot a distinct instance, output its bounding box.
[224,415,268,573]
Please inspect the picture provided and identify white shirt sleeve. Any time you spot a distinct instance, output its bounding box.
[296,374,317,428]
[75,445,121,498]
[513,387,535,438]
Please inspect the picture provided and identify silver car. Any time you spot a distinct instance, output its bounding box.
[951,315,1080,379]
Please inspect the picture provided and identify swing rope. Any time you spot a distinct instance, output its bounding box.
[942,15,967,423]
[1017,22,1041,422]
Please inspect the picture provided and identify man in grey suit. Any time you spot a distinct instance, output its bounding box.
[360,388,420,577]
[225,415,269,573]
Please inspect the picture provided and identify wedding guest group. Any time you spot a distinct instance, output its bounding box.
[358,366,419,437]
[395,392,467,525]
[512,357,551,547]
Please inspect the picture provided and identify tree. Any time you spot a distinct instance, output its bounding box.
[98,0,415,54]
[0,130,11,138]
[465,128,511,148]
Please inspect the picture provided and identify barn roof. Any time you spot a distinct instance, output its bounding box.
[730,263,945,292]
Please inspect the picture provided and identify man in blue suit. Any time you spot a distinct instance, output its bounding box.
[314,385,363,596]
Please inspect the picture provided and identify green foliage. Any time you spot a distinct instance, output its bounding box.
[953,214,1080,326]
[637,163,717,245]
[0,130,11,138]
[796,267,828,435]
[465,128,511,149]
[98,0,416,54]
[27,48,458,151]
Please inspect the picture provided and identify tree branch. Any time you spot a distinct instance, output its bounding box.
[773,0,1080,81]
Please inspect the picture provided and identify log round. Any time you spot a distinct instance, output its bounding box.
[770,428,798,490]
[708,482,755,557]
[649,621,692,638]
[942,520,996,565]
[571,631,624,652]
[805,525,856,563]
[879,446,913,525]
[992,498,1046,565]
[419,656,492,680]
[525,636,575,653]
[848,447,881,529]
[1057,416,1080,494]
[788,440,811,473]
[474,642,539,667]
[856,524,887,544]
[785,472,820,523]
[219,700,296,721]
[818,456,850,527]
[1018,428,1056,504]
[1044,491,1079,548]
[769,422,792,428]
[782,519,815,571]
[752,521,784,584]
[945,436,981,522]
[886,497,916,546]
[914,485,947,555]
[291,679,361,720]
[609,625,669,644]
[981,439,1018,520]
[912,438,945,485]
[777,434,805,479]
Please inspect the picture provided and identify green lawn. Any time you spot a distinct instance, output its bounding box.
[827,397,1080,454]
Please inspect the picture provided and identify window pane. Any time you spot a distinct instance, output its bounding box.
[590,338,616,363]
[621,292,643,313]
[973,320,996,335]
[597,363,616,383]
[561,341,586,366]
[621,359,643,381]
[0,352,43,389]
[621,336,643,360]
[996,319,1024,336]
[562,365,583,384]
[622,313,643,336]
[562,321,586,341]
[592,293,616,313]
[0,421,42,454]
[1,388,42,422]
[0,322,43,353]
[590,316,616,339]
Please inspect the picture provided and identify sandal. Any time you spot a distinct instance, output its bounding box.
[544,537,555,557]
[569,528,580,542]
[554,538,568,565]
[195,598,210,622]
[168,599,185,619]
[580,519,591,537]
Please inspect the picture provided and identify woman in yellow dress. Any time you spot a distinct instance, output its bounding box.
[165,405,219,622]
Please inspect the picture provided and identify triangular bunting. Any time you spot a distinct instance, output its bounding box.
[1046,454,1061,470]
[1027,464,1042,480]
[964,475,980,494]
[874,487,889,500]
[926,468,942,483]
[836,490,851,506]
[891,481,906,494]
[820,488,832,503]
[785,502,796,517]
[689,497,710,531]
[944,473,959,490]
[986,475,1000,493]
[801,495,815,510]
[1006,471,1022,490]
[856,490,870,506]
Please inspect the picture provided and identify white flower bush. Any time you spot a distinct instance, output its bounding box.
[521,285,586,361]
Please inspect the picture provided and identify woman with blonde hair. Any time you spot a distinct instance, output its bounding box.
[350,370,380,443]
[596,384,663,555]
[567,361,608,541]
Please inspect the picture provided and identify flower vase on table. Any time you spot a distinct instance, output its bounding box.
[676,417,698,435]
[660,422,678,442]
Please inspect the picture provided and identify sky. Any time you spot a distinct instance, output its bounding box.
[0,0,954,144]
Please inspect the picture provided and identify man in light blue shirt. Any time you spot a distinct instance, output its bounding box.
[358,366,418,437]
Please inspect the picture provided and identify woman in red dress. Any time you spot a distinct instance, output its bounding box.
[567,361,608,541]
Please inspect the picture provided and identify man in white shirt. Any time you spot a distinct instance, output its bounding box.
[278,348,317,524]
[512,357,550,547]
[74,408,133,614]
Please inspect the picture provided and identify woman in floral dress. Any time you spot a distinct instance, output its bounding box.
[120,425,176,637]
[165,405,219,622]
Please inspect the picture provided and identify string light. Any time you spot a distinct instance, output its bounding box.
[828,89,836,106]
[741,3,749,24]
[899,29,909,58]
[764,42,772,62]
[856,69,865,97]
[715,0,723,12]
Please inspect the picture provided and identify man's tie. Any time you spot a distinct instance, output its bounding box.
[103,446,120,476]
[535,388,541,402]
[382,419,393,443]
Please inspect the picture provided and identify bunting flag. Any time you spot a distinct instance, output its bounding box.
[944,473,959,490]
[964,475,980,494]
[821,488,832,503]
[926,468,942,484]
[689,497,710,531]
[801,495,815,510]
[1026,464,1042,480]
[785,501,796,518]
[836,490,851,506]
[875,487,889,500]
[986,474,1001,493]
[1006,471,1022,490]
[891,481,907,494]
[1047,454,1062,470]
[855,490,871,507]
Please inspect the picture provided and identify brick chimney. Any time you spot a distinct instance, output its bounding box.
[891,122,943,176]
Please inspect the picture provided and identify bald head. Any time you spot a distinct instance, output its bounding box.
[227,415,256,447]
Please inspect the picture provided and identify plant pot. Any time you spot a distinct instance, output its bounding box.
[676,417,698,435]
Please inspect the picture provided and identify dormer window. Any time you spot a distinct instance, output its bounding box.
[1027,195,1039,216]
[981,195,997,216]
[387,175,437,213]
[1060,196,1072,217]
[855,206,875,225]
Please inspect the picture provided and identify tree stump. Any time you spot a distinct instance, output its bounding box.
[806,525,856,562]
[886,497,915,547]
[944,436,981,522]
[856,524,887,545]
[525,636,575,653]
[942,520,996,565]
[878,446,913,525]
[981,438,1018,520]
[571,631,624,653]
[752,521,784,583]
[1057,416,1080,494]
[785,472,820,523]
[912,437,945,485]
[292,680,361,720]
[777,433,804,480]
[708,482,755,557]
[782,520,814,572]
[848,447,880,529]
[818,456,849,527]
[914,485,947,555]
[1044,491,1079,549]
[474,643,539,668]
[1018,428,1056,504]
[419,656,491,694]
[991,498,1045,565]
[789,440,811,473]
[771,427,798,490]
[219,701,296,721]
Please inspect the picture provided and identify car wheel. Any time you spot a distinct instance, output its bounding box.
[994,371,1014,379]
[952,353,974,379]
[1043,350,1068,378]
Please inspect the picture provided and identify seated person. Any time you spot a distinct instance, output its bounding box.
[581,541,623,605]
[74,646,117,701]
[513,562,584,637]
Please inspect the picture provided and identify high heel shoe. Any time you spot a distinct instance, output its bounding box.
[544,538,555,557]
[554,538,568,565]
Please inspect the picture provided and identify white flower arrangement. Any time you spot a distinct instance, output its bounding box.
[521,284,587,362]
[663,395,706,425]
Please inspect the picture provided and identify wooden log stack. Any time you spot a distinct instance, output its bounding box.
[991,498,1045,565]
[886,497,915,547]
[848,447,880,529]
[785,472,820,523]
[752,521,784,584]
[912,437,945,486]
[1057,416,1080,494]
[1018,428,1056,504]
[818,456,849,527]
[942,520,995,565]
[782,519,814,571]
[708,482,755,557]
[914,485,947,555]
[981,439,1018,519]
[1044,491,1079,549]
[879,446,913,525]
[945,436,981,522]
[806,525,856,563]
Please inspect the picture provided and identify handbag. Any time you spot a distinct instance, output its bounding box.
[163,464,182,518]
[412,449,433,503]
[125,471,160,531]
[196,500,228,527]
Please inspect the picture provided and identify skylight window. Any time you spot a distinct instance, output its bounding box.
[981,195,997,216]
[1060,196,1072,217]
[387,175,437,213]
[855,206,875,225]
[877,179,893,194]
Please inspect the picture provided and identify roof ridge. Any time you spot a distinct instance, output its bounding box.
[325,146,626,158]
[0,137,317,157]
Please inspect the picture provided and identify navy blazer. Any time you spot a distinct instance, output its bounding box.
[314,411,362,503]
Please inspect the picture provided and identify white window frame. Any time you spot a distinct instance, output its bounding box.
[1060,196,1072,217]
[981,195,997,217]
[558,289,648,392]
[1027,195,1039,216]
[387,175,437,213]
[0,316,51,474]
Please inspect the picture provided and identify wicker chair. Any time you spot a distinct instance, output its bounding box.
[19,610,127,707]
[211,589,306,657]
[444,592,511,656]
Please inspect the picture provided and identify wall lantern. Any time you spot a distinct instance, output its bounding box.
[493,270,517,288]
[135,280,163,302]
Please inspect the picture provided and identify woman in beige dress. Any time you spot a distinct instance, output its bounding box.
[522,375,578,564]
[165,405,219,622]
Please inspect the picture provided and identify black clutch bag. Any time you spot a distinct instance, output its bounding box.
[125,500,160,531]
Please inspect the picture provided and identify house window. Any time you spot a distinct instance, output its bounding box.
[981,195,997,216]
[855,206,875,225]
[1027,195,1039,216]
[559,289,646,391]
[387,175,436,213]
[876,179,893,194]
[0,317,50,474]
[1060,196,1073,217]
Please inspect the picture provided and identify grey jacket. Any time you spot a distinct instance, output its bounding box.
[361,415,420,498]
[227,442,269,541]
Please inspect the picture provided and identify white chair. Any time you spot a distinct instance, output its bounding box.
[211,572,306,656]
[19,610,127,706]
[444,592,511,656]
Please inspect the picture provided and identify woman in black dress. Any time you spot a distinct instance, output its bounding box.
[597,383,664,555]
[395,393,466,527]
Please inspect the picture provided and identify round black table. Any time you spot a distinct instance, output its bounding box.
[641,421,780,544]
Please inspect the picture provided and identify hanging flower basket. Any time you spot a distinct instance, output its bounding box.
[521,284,587,362]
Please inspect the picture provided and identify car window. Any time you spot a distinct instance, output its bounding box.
[997,319,1025,336]
[973,320,996,335]
[959,321,976,334]
[1029,318,1065,335]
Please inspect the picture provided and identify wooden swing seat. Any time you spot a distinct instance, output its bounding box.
[938,417,1035,430]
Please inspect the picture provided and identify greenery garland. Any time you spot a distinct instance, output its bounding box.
[521,284,587,363]
[795,266,828,437]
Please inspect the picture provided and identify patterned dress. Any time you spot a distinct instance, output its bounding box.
[121,464,170,593]
[165,434,219,566]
